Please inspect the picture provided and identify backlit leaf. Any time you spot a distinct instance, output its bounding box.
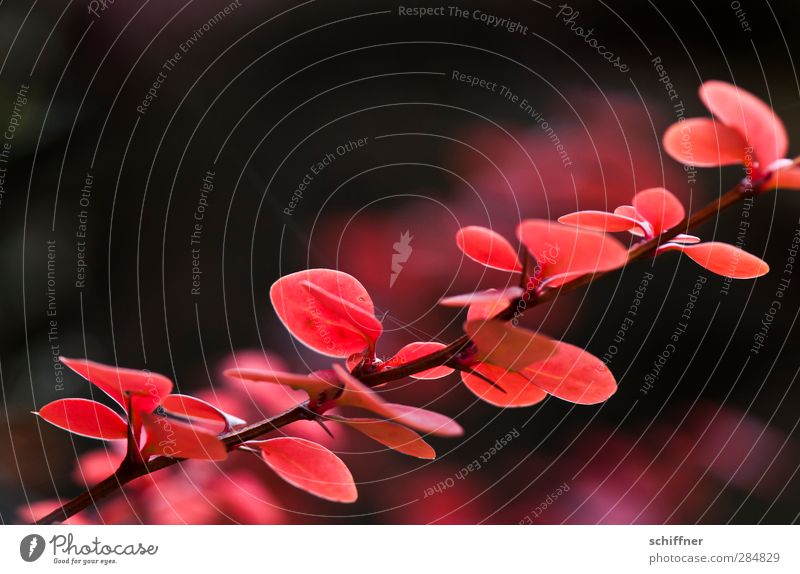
[250,437,357,503]
[465,319,556,372]
[61,357,172,413]
[37,398,128,441]
[670,242,769,279]
[700,80,788,168]
[558,210,641,233]
[456,226,522,272]
[516,219,628,286]
[631,187,686,235]
[141,412,228,461]
[329,416,435,459]
[332,365,462,436]
[270,269,381,358]
[384,342,454,379]
[461,364,548,407]
[160,394,245,433]
[663,117,748,167]
[521,341,617,405]
[223,368,339,403]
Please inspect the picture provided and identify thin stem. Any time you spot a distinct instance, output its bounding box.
[35,178,756,525]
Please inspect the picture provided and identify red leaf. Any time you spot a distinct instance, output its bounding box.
[516,219,628,286]
[381,403,464,437]
[631,187,686,235]
[440,286,523,308]
[250,437,357,502]
[700,80,788,168]
[663,117,748,167]
[557,210,641,233]
[61,358,172,414]
[384,342,454,379]
[764,164,800,190]
[521,341,617,405]
[270,269,381,358]
[330,416,435,459]
[160,394,245,433]
[465,319,556,372]
[672,234,702,245]
[332,365,462,436]
[456,226,522,272]
[670,242,769,279]
[439,287,523,322]
[461,364,548,407]
[141,412,228,461]
[223,368,339,403]
[37,398,128,440]
[614,206,645,237]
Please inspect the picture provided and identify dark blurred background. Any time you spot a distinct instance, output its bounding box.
[1,0,799,524]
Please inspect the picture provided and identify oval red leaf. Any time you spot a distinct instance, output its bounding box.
[516,219,628,285]
[631,187,686,235]
[663,117,748,167]
[521,341,617,405]
[270,269,381,358]
[60,358,172,414]
[764,165,800,191]
[461,364,548,407]
[332,365,462,436]
[141,412,228,461]
[699,80,788,168]
[465,319,556,372]
[456,226,522,272]
[250,437,357,503]
[160,394,245,433]
[37,398,128,440]
[382,403,464,438]
[674,242,769,279]
[558,210,641,233]
[223,368,339,403]
[384,342,454,379]
[330,416,435,459]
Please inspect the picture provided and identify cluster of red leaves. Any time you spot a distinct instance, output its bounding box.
[663,81,800,189]
[33,81,791,516]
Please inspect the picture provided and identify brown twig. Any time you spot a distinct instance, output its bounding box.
[35,178,756,525]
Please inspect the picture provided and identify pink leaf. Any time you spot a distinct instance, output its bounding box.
[614,206,646,237]
[270,269,381,358]
[557,210,641,233]
[381,403,464,437]
[631,187,686,235]
[250,437,357,503]
[521,341,617,405]
[37,398,128,440]
[330,416,435,459]
[384,342,454,379]
[439,286,524,307]
[764,165,800,190]
[440,287,523,322]
[461,364,548,407]
[455,226,522,272]
[332,365,462,436]
[141,412,228,461]
[61,357,172,414]
[516,219,628,285]
[671,242,769,279]
[663,117,748,167]
[700,80,788,168]
[465,319,556,372]
[672,234,702,245]
[223,368,339,403]
[160,394,245,433]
